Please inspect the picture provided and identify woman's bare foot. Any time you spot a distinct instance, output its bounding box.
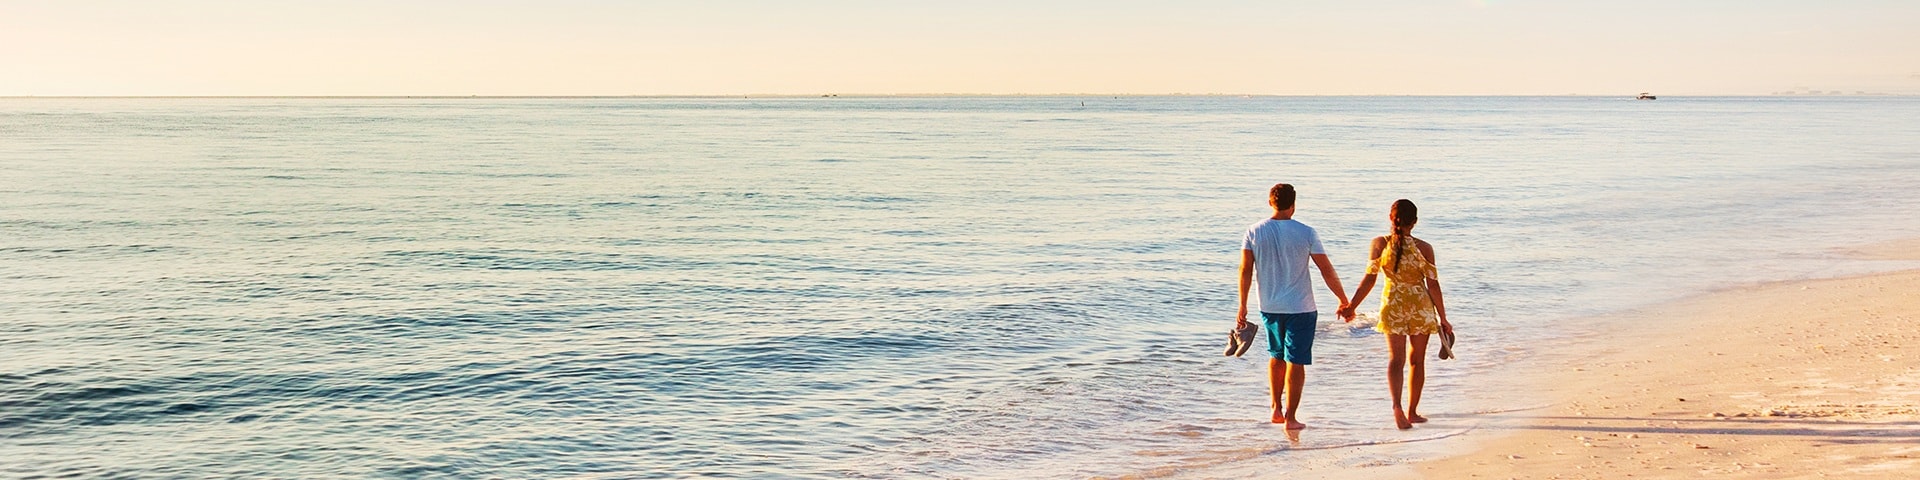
[1271,410,1286,424]
[1407,412,1428,423]
[1286,419,1307,430]
[1393,409,1412,430]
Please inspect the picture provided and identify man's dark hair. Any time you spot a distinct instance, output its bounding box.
[1269,183,1296,210]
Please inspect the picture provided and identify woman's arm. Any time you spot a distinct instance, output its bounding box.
[1340,237,1387,321]
[1346,275,1376,322]
[1418,241,1448,328]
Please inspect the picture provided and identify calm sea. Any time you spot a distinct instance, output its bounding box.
[3,96,1918,478]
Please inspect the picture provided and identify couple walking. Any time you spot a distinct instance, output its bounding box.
[1234,183,1451,431]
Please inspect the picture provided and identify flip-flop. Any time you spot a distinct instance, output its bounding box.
[1437,325,1456,360]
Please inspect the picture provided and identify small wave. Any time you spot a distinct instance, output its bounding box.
[1101,426,1480,480]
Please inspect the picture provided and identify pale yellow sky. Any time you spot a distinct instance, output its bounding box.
[3,0,1916,96]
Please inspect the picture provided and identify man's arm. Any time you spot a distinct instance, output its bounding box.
[1237,249,1255,327]
[1310,253,1348,312]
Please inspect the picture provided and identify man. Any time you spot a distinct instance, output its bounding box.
[1237,183,1349,430]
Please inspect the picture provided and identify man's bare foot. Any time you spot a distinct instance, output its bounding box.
[1407,412,1428,423]
[1393,409,1412,430]
[1285,419,1307,430]
[1271,412,1286,424]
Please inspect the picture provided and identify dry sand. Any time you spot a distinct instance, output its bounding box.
[1384,240,1920,479]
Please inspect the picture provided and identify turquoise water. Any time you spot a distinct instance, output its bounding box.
[3,96,1918,478]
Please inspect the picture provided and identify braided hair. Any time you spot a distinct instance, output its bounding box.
[1382,199,1418,275]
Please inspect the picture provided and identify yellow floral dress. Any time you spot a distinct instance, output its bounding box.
[1369,239,1440,335]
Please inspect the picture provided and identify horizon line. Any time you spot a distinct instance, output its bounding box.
[3,93,1914,99]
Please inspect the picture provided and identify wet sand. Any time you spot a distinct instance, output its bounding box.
[1382,240,1920,478]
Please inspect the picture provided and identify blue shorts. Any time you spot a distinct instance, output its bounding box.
[1262,311,1317,365]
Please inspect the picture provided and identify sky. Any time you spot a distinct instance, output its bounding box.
[2,0,1917,96]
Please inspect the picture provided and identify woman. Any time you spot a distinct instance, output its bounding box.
[1339,199,1450,430]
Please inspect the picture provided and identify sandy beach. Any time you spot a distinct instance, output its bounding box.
[1368,238,1920,478]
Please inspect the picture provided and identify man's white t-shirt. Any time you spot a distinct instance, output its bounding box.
[1242,218,1326,314]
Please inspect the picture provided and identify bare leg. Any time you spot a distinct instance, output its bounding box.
[1268,357,1286,423]
[1407,334,1431,423]
[1284,362,1307,430]
[1386,334,1411,429]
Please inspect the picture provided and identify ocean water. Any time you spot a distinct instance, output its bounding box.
[3,96,1918,478]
